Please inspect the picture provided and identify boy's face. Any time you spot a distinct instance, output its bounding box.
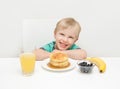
[54,28,79,50]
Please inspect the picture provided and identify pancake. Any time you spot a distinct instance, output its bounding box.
[49,52,70,68]
[50,52,68,62]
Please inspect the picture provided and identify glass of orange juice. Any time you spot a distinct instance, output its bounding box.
[20,53,36,76]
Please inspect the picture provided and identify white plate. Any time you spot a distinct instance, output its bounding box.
[41,58,75,72]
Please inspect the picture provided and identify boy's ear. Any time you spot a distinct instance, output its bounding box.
[54,31,56,38]
[75,38,78,42]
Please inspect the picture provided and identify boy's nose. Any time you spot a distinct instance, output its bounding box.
[63,37,68,42]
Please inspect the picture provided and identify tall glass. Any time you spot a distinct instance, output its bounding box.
[20,53,36,76]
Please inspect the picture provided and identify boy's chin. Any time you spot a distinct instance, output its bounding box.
[57,46,69,50]
[58,48,68,51]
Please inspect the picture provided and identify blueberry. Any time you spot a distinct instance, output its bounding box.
[90,63,93,66]
[87,64,90,66]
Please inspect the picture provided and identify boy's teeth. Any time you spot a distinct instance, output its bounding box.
[60,43,67,47]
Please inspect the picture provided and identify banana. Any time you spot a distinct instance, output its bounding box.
[86,57,106,73]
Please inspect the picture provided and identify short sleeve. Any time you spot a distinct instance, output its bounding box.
[69,44,80,50]
[40,41,55,52]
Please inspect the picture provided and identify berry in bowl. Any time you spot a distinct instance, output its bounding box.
[77,60,94,73]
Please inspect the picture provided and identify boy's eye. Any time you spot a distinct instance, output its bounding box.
[69,36,74,39]
[60,33,64,36]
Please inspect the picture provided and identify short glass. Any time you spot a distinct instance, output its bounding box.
[20,53,36,76]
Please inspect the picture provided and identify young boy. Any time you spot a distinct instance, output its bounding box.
[33,18,87,61]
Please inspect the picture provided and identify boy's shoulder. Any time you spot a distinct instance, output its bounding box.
[48,41,55,45]
[40,41,55,52]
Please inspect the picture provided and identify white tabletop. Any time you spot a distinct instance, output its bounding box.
[0,57,120,89]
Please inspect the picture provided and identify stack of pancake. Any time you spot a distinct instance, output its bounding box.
[48,52,70,69]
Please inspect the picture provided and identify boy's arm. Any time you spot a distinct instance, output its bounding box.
[33,49,51,61]
[64,49,87,60]
[53,49,87,60]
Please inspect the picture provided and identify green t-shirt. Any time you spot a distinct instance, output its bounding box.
[41,41,80,52]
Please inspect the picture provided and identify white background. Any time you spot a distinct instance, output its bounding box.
[0,0,120,57]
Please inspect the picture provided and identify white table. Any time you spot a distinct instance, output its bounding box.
[0,57,120,89]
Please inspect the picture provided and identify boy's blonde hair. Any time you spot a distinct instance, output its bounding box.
[54,18,81,37]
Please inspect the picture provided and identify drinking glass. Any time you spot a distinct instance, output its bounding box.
[20,53,36,76]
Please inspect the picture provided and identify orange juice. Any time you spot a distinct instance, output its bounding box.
[20,53,36,76]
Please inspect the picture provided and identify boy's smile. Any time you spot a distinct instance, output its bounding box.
[55,41,69,50]
[59,41,68,48]
[58,41,68,49]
